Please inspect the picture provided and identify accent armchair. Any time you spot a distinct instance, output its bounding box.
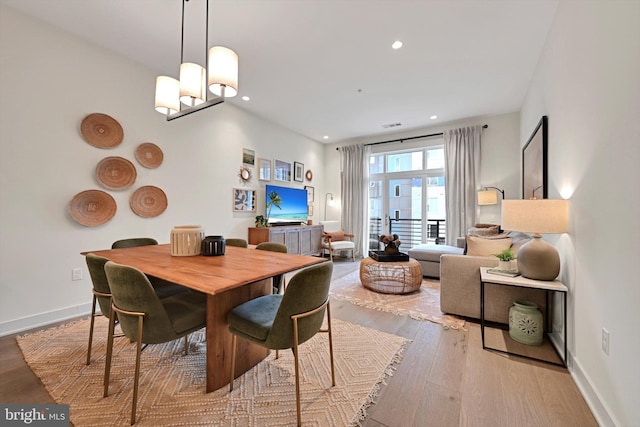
[319,220,355,261]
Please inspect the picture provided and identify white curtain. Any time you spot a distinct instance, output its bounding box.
[444,126,482,245]
[338,144,371,258]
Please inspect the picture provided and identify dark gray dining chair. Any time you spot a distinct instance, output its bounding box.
[227,261,335,427]
[103,261,207,425]
[255,242,288,294]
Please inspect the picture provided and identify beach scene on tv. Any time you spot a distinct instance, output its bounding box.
[266,185,308,224]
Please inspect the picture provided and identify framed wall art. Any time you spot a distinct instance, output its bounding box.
[274,159,291,182]
[258,158,271,181]
[308,204,314,216]
[233,188,256,212]
[294,161,304,182]
[522,116,548,199]
[242,148,255,166]
[305,185,314,202]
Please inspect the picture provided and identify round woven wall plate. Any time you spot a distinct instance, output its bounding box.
[135,142,164,168]
[130,186,168,218]
[69,190,117,227]
[96,156,137,190]
[81,113,124,148]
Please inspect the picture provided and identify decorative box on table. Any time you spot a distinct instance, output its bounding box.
[368,250,410,262]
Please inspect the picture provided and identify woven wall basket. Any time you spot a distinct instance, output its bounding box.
[80,113,124,148]
[69,189,116,227]
[135,142,164,168]
[96,156,137,190]
[130,186,167,218]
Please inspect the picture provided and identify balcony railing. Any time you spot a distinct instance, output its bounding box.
[369,217,446,250]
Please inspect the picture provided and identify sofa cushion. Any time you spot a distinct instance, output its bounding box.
[465,235,512,257]
[408,244,464,262]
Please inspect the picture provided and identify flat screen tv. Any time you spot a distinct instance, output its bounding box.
[265,184,308,225]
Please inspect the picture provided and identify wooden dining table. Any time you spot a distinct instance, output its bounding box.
[83,244,326,392]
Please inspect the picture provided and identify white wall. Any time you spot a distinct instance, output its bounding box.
[0,5,324,334]
[521,1,640,425]
[323,112,521,226]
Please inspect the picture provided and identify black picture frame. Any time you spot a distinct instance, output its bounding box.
[522,116,548,199]
[293,161,304,182]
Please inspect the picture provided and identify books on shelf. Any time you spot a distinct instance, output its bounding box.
[487,268,521,277]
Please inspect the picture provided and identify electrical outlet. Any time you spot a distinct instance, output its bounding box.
[72,268,83,281]
[601,328,610,355]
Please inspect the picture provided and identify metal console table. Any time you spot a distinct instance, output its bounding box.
[480,267,568,367]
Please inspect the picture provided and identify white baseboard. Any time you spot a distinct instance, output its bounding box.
[0,303,92,337]
[549,331,617,426]
[570,356,618,427]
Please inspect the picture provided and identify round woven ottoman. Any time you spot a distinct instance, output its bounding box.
[359,257,423,294]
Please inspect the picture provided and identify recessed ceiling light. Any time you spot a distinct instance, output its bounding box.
[323,136,329,140]
[430,115,438,120]
[392,41,403,50]
[242,96,250,101]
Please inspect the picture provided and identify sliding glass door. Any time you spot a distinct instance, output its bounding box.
[368,145,446,251]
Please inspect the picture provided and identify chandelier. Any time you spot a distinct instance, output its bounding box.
[155,0,238,120]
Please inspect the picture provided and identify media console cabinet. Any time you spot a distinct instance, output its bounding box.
[248,224,323,256]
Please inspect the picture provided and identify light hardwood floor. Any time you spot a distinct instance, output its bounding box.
[0,259,597,426]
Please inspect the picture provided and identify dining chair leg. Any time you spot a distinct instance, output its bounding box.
[275,349,279,359]
[184,335,188,355]
[130,316,144,425]
[326,302,336,386]
[103,305,117,397]
[86,295,97,365]
[292,317,302,427]
[229,334,237,392]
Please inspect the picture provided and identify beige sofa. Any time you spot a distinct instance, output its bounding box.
[439,232,547,324]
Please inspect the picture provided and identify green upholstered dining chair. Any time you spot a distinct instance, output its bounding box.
[255,242,288,294]
[85,253,117,366]
[111,237,158,249]
[225,238,248,248]
[227,261,335,427]
[110,237,189,299]
[103,261,207,425]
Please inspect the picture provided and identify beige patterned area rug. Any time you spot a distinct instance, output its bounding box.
[17,317,409,426]
[330,269,466,330]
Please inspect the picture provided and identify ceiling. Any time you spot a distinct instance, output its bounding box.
[2,0,558,143]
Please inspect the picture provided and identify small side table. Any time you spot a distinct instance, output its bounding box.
[480,267,568,367]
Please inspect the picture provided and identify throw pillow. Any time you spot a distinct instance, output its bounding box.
[506,231,532,253]
[466,235,512,257]
[468,224,500,236]
[325,230,345,242]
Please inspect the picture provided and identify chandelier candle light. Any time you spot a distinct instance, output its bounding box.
[155,0,238,120]
[501,199,568,280]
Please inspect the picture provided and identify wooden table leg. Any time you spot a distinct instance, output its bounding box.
[205,278,271,392]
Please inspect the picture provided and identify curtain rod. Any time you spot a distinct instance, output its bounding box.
[336,124,488,150]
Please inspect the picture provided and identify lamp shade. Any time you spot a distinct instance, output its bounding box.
[155,76,180,115]
[478,190,498,205]
[501,199,568,234]
[501,199,568,280]
[208,46,238,97]
[179,63,206,106]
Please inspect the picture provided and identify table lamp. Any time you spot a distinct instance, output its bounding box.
[501,199,568,280]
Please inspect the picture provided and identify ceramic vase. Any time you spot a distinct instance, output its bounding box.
[509,300,543,346]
